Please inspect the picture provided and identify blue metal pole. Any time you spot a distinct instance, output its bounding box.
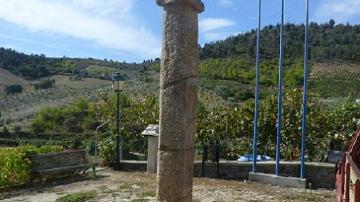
[300,0,310,179]
[275,0,285,176]
[252,0,262,173]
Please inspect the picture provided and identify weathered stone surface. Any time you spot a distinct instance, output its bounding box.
[156,150,194,201]
[156,0,204,13]
[159,79,197,150]
[156,0,203,201]
[249,172,308,189]
[147,136,159,174]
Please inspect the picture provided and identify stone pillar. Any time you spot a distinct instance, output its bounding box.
[147,135,159,173]
[156,0,204,201]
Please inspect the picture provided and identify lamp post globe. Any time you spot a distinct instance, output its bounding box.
[112,72,122,92]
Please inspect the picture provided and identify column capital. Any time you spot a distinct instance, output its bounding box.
[157,0,204,13]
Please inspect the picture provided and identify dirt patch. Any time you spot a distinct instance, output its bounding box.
[0,169,336,202]
[312,62,360,77]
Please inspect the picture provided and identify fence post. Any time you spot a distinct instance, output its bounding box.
[215,144,220,178]
[342,163,345,200]
[354,180,360,202]
[201,143,207,177]
[346,162,350,202]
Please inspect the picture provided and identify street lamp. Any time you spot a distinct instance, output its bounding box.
[112,72,124,169]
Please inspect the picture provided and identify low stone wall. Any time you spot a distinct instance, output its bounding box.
[120,160,147,172]
[120,160,336,189]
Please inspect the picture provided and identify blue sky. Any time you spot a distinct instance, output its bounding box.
[0,0,359,62]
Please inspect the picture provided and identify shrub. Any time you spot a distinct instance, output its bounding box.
[82,140,95,155]
[2,126,9,135]
[13,125,21,133]
[5,85,22,94]
[328,100,360,150]
[33,79,55,90]
[0,145,63,188]
[98,137,116,166]
[64,116,84,133]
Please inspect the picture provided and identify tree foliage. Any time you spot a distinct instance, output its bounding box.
[0,48,140,79]
[197,88,360,161]
[200,20,360,62]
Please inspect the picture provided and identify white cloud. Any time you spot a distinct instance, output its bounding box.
[0,0,160,59]
[199,18,235,32]
[315,0,360,23]
[199,18,236,42]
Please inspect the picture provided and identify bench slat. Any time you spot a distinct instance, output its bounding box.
[32,163,91,175]
[28,150,86,158]
[28,150,88,170]
[28,150,90,177]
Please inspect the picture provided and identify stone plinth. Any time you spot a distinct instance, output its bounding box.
[141,124,160,174]
[249,172,308,189]
[147,135,159,174]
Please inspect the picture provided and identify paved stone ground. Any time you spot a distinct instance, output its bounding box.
[0,169,336,202]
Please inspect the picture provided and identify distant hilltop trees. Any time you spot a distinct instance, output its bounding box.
[0,48,50,78]
[0,48,138,79]
[200,20,360,62]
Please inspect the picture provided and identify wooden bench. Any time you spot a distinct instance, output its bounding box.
[28,150,91,179]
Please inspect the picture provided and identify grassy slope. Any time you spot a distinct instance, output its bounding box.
[310,61,360,102]
[0,73,112,128]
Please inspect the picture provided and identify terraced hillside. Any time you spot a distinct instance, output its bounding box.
[0,68,30,95]
[310,61,360,99]
[0,73,112,128]
[122,59,360,109]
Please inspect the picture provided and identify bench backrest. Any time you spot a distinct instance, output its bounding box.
[28,150,87,170]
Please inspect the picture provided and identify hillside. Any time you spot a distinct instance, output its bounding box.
[0,68,31,96]
[0,47,143,79]
[310,61,360,99]
[2,57,358,130]
[201,20,360,62]
[0,73,112,128]
[1,21,360,129]
[137,58,360,108]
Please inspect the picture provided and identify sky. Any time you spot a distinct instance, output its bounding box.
[0,0,359,62]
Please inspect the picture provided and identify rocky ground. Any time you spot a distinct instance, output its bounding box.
[0,169,336,202]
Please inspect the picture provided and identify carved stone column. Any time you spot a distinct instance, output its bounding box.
[156,0,204,201]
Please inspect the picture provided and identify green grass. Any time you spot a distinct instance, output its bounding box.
[131,199,149,202]
[55,191,97,202]
[118,182,133,190]
[310,74,360,98]
[138,190,156,198]
[85,65,115,76]
[130,190,156,202]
